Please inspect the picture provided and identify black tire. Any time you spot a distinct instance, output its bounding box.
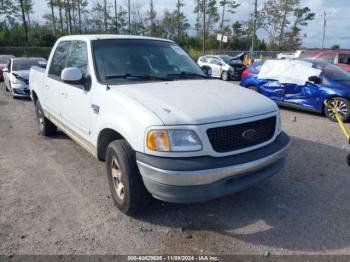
[35,100,57,136]
[247,85,259,92]
[324,97,350,122]
[106,139,151,215]
[347,153,350,167]
[221,71,230,81]
[5,84,9,92]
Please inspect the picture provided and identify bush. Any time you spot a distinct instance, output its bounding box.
[0,46,52,58]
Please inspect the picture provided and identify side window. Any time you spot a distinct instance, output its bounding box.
[49,41,71,78]
[66,41,88,76]
[339,54,350,65]
[318,53,336,64]
[210,58,221,65]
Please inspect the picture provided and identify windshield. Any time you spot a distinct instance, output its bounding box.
[313,61,350,81]
[0,57,12,64]
[92,39,206,83]
[13,59,47,71]
[219,56,234,63]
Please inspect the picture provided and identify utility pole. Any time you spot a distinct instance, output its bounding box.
[321,11,327,49]
[128,0,131,34]
[115,0,118,33]
[219,2,225,52]
[202,0,206,55]
[251,0,258,60]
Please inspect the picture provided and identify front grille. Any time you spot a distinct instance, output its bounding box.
[233,64,246,72]
[207,116,276,153]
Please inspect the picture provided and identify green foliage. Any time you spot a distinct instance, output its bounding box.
[0,46,51,58]
[0,0,316,55]
[331,44,340,50]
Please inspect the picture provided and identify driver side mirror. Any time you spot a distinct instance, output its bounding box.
[61,67,83,83]
[308,75,322,84]
[201,65,212,77]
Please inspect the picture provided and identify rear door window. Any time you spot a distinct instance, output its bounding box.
[318,53,336,64]
[49,41,71,79]
[338,54,350,65]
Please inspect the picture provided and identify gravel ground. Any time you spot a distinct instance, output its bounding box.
[0,81,350,256]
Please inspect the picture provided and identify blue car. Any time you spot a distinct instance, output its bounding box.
[240,59,350,122]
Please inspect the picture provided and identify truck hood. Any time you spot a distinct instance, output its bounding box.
[115,79,278,125]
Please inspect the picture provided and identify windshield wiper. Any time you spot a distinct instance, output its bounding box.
[105,73,170,81]
[166,71,209,79]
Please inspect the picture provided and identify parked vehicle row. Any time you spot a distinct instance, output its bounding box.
[28,35,290,215]
[240,59,350,122]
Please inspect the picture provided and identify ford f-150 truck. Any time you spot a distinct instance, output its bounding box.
[29,35,290,215]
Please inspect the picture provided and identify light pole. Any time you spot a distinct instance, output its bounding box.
[128,0,131,35]
[202,0,206,55]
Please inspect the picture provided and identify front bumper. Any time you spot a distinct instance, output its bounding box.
[11,83,30,97]
[137,132,289,203]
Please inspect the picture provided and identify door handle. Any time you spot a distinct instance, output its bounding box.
[45,85,50,89]
[61,92,68,98]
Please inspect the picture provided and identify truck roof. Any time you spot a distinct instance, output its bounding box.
[58,34,174,43]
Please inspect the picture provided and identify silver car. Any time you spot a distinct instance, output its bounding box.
[197,54,246,81]
[3,57,47,98]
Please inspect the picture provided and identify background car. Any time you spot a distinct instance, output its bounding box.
[197,54,246,80]
[301,49,350,73]
[240,59,350,122]
[241,61,264,80]
[276,50,302,59]
[0,55,15,82]
[3,57,47,98]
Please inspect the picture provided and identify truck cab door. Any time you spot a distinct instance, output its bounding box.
[60,41,92,140]
[44,41,71,119]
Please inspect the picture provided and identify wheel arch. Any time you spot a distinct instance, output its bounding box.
[31,90,38,105]
[97,128,126,161]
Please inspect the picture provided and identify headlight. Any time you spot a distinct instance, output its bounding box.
[147,129,202,152]
[11,77,23,84]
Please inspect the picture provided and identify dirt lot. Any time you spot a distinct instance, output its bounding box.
[1,81,350,256]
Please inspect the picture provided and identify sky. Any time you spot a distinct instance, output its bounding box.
[31,0,350,49]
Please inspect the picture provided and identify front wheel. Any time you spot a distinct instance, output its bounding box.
[106,140,151,215]
[324,97,350,122]
[221,71,230,81]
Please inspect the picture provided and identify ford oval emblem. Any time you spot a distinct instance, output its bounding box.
[242,129,257,139]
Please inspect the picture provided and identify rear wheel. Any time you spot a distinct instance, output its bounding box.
[35,100,57,136]
[106,139,151,215]
[221,71,230,81]
[247,85,259,92]
[324,97,350,122]
[5,83,9,92]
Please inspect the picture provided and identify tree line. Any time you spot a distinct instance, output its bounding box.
[0,0,315,53]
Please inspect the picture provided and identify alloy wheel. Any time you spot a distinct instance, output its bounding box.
[111,156,125,201]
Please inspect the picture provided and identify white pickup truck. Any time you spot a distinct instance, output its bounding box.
[30,35,290,215]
